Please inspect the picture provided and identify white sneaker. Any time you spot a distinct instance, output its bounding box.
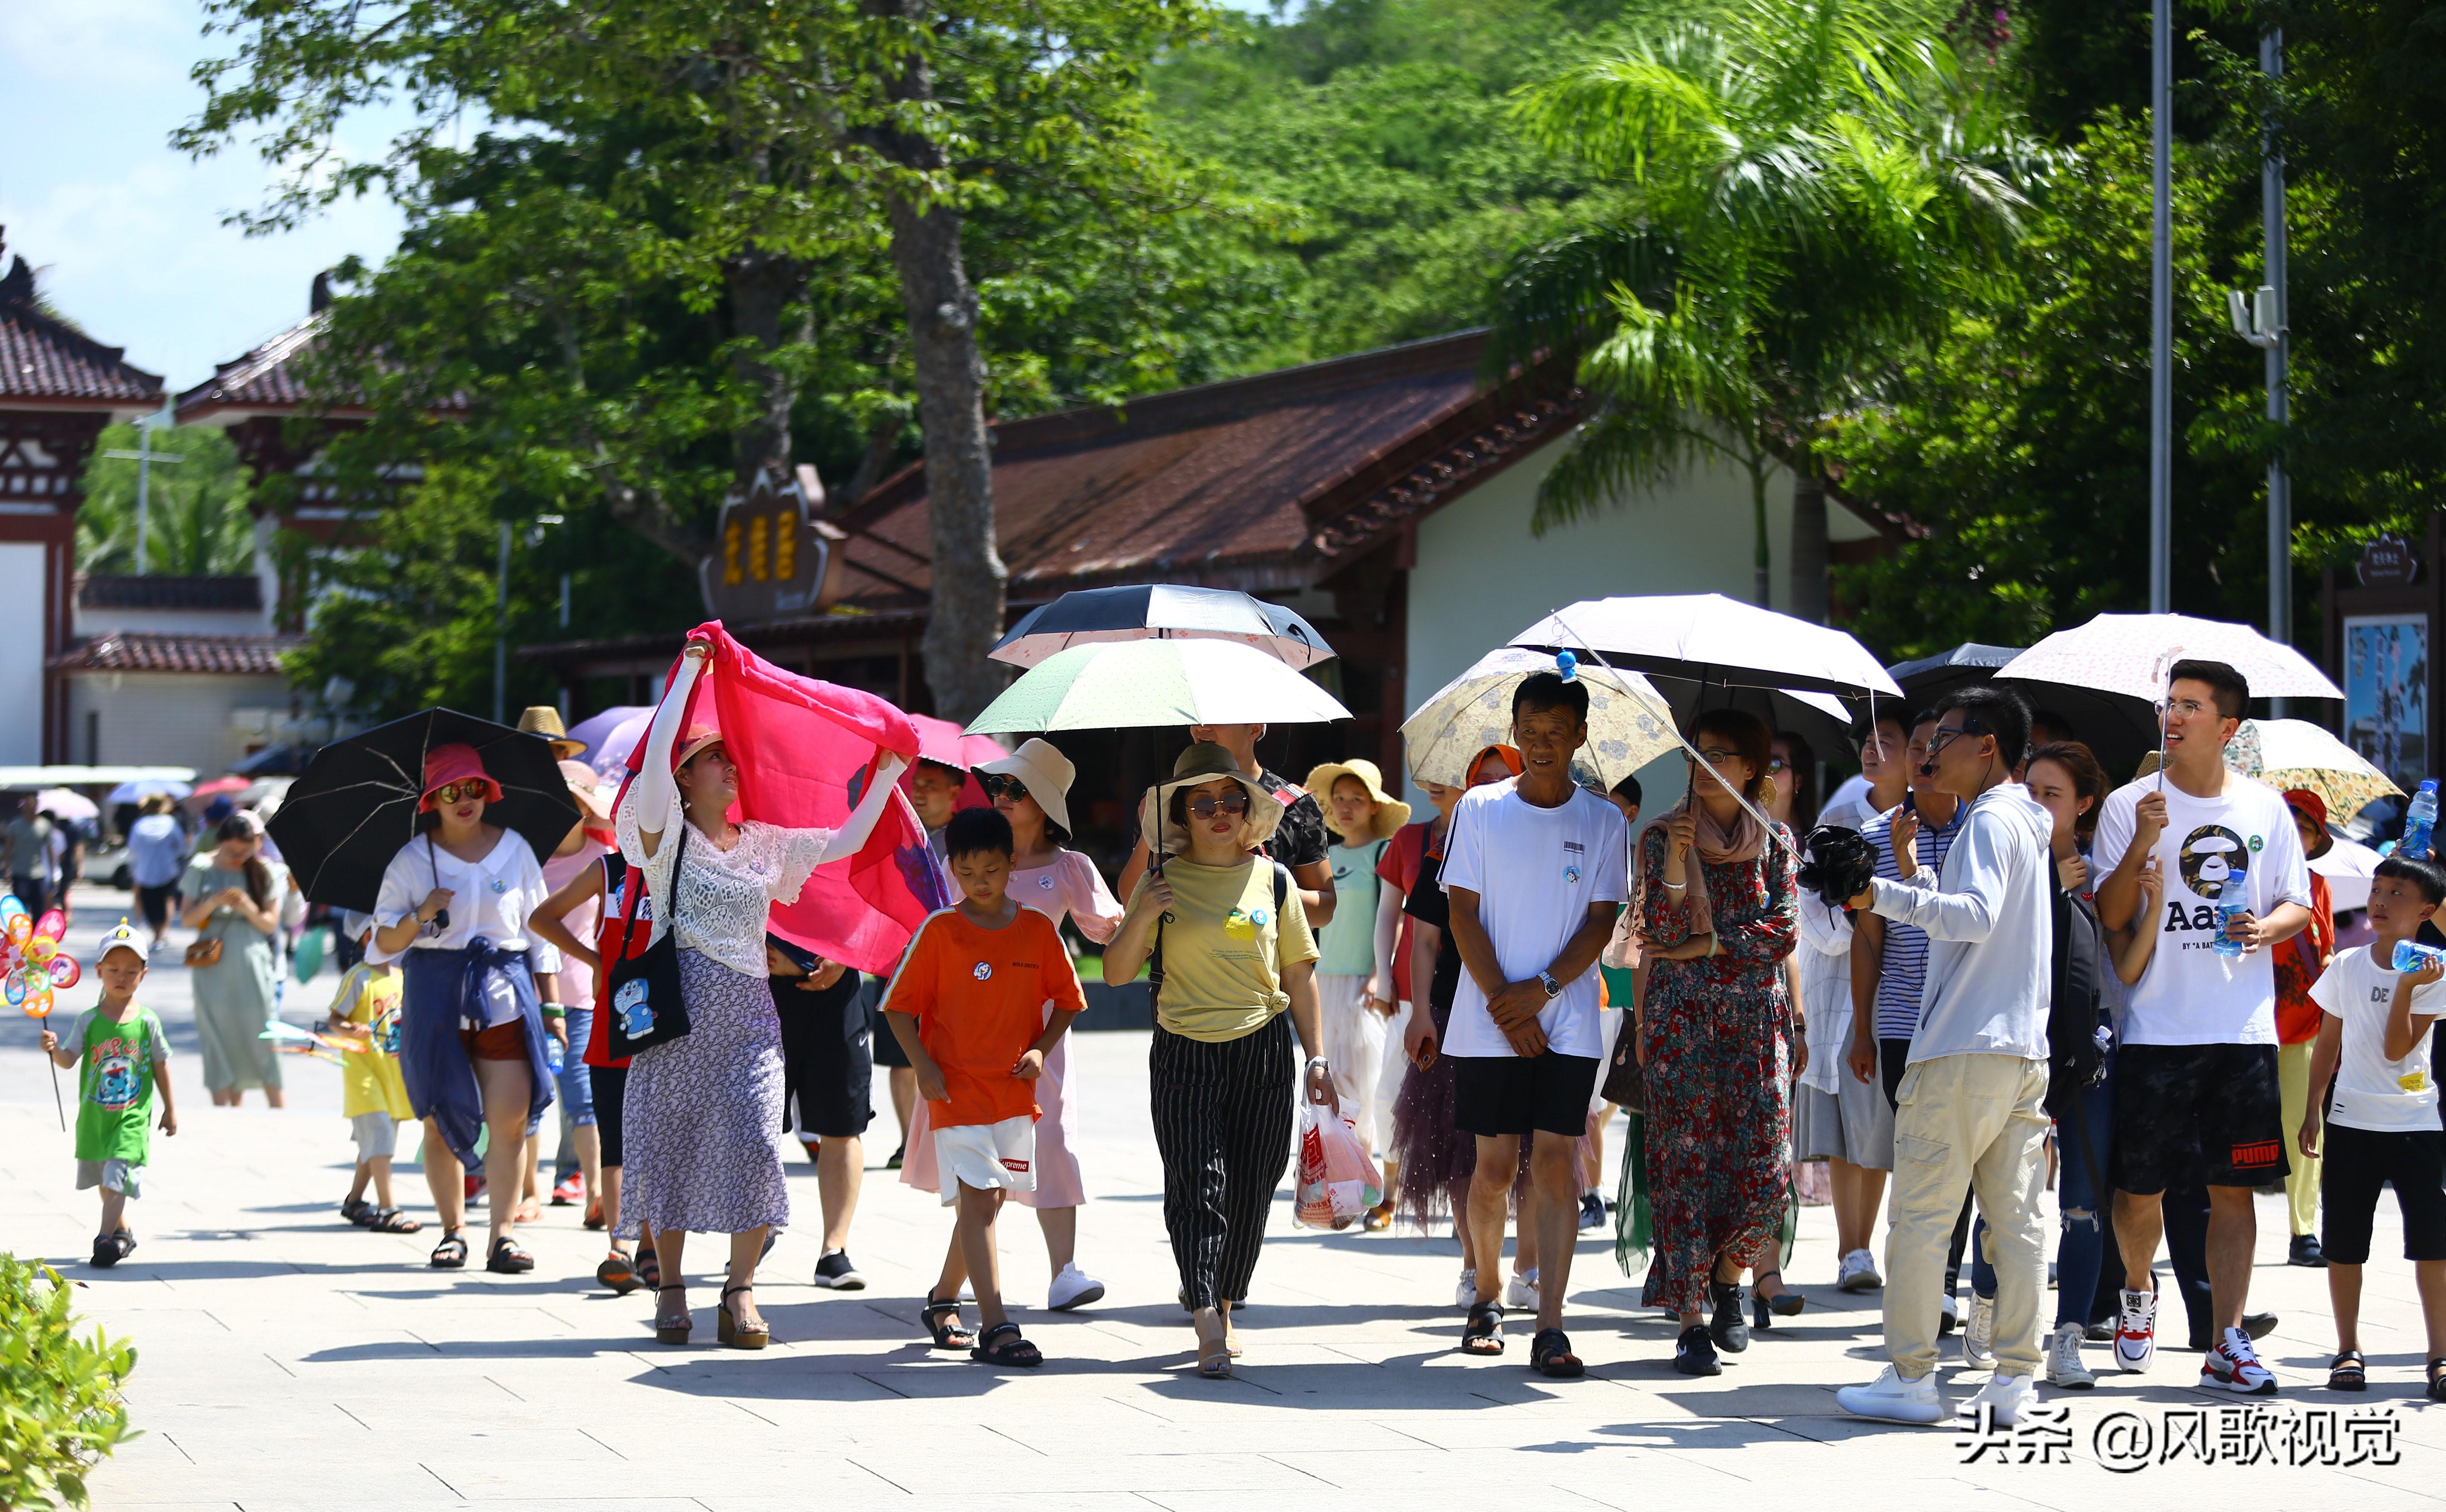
[2044,1321,2095,1390]
[1962,1291,1996,1368]
[1836,1248,1883,1292]
[1958,1371,2037,1427]
[1455,1268,1478,1308]
[2201,1328,2278,1395]
[1836,1365,1948,1425]
[1505,1270,1540,1311]
[2114,1288,2157,1373]
[1047,1263,1104,1312]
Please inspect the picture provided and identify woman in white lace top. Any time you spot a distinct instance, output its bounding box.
[617,638,905,1349]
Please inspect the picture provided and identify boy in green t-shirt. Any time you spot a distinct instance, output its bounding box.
[40,919,176,1267]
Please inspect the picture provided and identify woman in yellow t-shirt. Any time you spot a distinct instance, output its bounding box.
[326,916,421,1233]
[1103,743,1337,1380]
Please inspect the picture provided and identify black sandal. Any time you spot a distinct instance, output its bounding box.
[340,1197,374,1226]
[486,1235,534,1274]
[430,1231,469,1269]
[1752,1270,1805,1330]
[2428,1358,2446,1402]
[923,1291,976,1350]
[2328,1351,2366,1391]
[597,1251,640,1295]
[637,1242,660,1290]
[972,1321,1044,1368]
[1461,1300,1505,1355]
[366,1208,423,1234]
[1531,1327,1585,1379]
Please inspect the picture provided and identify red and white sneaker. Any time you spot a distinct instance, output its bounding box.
[551,1172,585,1206]
[2202,1330,2279,1395]
[2114,1288,2157,1373]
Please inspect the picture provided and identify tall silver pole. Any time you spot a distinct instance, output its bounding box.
[134,423,151,576]
[494,520,510,725]
[2149,0,2173,615]
[2262,31,2289,648]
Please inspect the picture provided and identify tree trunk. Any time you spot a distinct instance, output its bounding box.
[867,3,1007,721]
[723,246,809,493]
[1789,470,1830,624]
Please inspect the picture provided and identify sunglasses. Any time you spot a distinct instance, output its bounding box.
[1187,790,1251,821]
[979,773,1030,802]
[429,781,488,806]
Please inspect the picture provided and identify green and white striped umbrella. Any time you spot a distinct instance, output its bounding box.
[965,637,1352,734]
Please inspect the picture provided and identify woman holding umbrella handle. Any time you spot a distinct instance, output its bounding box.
[617,637,906,1349]
[367,744,562,1275]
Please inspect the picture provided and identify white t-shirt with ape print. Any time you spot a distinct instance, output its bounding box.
[2093,774,2311,1046]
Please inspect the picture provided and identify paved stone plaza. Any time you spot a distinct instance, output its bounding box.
[5,888,2444,1511]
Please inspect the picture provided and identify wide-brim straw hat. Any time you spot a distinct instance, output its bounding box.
[977,737,1078,837]
[518,705,586,761]
[558,759,614,827]
[1303,757,1413,840]
[675,725,726,769]
[1139,742,1285,857]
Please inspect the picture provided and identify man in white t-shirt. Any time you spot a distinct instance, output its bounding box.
[1439,670,1629,1379]
[2300,855,2446,1395]
[2092,660,2312,1394]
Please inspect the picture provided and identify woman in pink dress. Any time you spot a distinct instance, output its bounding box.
[902,738,1122,1311]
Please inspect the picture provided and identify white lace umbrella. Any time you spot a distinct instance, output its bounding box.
[1994,613,2343,703]
[2227,717,2401,821]
[1401,648,1677,789]
[1509,594,1904,700]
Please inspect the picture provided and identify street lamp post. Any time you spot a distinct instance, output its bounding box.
[2148,0,2173,615]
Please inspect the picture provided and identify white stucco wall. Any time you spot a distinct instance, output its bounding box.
[0,543,46,765]
[1402,439,1875,808]
[68,606,277,638]
[63,673,294,775]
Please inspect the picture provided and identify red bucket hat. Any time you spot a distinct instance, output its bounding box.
[419,743,504,811]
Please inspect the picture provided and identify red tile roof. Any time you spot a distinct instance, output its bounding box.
[49,632,302,676]
[830,330,1574,604]
[78,575,264,612]
[0,249,164,406]
[174,312,355,420]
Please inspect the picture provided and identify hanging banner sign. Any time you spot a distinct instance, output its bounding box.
[699,466,848,624]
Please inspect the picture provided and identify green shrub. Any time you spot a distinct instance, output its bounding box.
[0,1254,136,1511]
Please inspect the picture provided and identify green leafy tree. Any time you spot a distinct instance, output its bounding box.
[0,1255,137,1512]
[76,424,256,578]
[1490,0,2043,618]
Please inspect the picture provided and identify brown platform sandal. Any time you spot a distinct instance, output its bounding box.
[654,1285,691,1345]
[718,1284,770,1350]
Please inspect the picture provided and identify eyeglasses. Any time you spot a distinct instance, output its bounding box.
[1687,747,1744,767]
[1922,718,1991,760]
[1187,790,1251,820]
[429,781,487,805]
[2157,697,2216,719]
[979,773,1030,802]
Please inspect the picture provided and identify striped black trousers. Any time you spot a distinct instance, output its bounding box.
[1149,1014,1296,1311]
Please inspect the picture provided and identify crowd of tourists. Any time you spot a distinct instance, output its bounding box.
[47,638,2446,1416]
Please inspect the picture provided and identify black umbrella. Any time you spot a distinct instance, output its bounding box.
[267,710,581,912]
[1887,643,2158,781]
[988,584,1335,670]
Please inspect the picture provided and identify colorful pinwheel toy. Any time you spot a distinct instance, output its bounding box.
[3,895,81,1020]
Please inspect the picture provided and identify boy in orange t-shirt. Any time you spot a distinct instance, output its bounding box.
[883,806,1087,1368]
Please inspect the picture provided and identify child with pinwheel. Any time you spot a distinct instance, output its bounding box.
[326,913,422,1234]
[40,920,176,1267]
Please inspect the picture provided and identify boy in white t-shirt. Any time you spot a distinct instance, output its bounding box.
[2301,855,2446,1399]
[1439,669,1630,1379]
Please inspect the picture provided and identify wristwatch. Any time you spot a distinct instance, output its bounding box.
[1536,971,1562,999]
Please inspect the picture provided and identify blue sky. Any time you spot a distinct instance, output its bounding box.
[0,0,1285,394]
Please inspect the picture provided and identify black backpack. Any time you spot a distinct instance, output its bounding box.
[2045,883,2108,1120]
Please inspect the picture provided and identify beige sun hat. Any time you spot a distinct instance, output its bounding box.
[1139,742,1286,857]
[518,705,586,760]
[557,759,614,826]
[1304,757,1413,840]
[977,738,1078,836]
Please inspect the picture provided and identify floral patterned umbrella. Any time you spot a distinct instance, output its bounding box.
[1401,648,1676,789]
[2226,717,2402,820]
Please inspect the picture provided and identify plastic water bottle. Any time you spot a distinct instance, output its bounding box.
[2404,779,2441,861]
[546,1034,564,1075]
[2394,940,2446,973]
[2212,902,2248,959]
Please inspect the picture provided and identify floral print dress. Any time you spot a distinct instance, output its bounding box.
[1637,821,1799,1315]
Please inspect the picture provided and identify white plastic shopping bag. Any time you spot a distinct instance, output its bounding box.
[1292,1101,1383,1228]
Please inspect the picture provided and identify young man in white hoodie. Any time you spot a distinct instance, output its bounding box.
[1836,685,2057,1426]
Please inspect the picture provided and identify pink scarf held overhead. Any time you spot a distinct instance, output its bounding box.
[619,621,945,974]
[1639,793,1767,946]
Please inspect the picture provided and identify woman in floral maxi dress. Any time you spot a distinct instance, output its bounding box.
[1637,707,1799,1377]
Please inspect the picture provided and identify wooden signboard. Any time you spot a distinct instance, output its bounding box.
[698,465,847,625]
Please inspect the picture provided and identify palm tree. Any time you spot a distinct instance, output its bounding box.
[1493,0,2046,618]
[77,424,259,578]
